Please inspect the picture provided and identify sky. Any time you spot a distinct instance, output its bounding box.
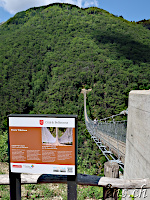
[0,0,150,23]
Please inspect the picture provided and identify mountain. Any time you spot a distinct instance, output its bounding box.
[0,3,150,131]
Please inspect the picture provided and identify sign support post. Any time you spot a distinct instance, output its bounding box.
[9,172,21,200]
[67,175,77,200]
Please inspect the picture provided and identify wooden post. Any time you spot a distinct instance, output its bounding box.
[103,161,119,200]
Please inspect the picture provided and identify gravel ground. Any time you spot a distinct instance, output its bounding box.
[0,162,9,174]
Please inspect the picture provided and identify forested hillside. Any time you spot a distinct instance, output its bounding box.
[1,3,150,130]
[0,4,150,174]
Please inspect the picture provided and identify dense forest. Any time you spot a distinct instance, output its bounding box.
[0,3,150,177]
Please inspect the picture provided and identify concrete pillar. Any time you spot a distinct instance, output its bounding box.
[124,90,150,199]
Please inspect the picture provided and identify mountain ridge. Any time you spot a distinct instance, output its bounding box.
[0,3,150,131]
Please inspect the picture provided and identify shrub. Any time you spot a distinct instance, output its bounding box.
[0,131,8,162]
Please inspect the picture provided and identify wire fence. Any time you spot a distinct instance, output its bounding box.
[97,120,127,143]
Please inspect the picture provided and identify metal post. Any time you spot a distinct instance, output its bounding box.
[9,172,21,200]
[67,175,77,200]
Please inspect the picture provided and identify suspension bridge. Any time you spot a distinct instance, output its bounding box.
[82,89,128,170]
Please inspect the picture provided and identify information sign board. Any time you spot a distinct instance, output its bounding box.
[8,114,77,175]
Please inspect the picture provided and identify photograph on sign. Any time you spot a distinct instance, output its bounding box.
[8,116,76,175]
[42,127,73,146]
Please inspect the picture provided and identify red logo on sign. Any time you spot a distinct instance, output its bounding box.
[12,165,22,168]
[39,120,44,125]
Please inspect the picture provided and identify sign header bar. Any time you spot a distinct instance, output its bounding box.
[9,117,75,128]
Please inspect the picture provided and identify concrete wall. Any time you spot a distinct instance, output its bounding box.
[124,90,150,199]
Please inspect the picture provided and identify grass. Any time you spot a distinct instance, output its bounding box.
[21,183,103,199]
[0,185,10,200]
[22,183,65,199]
[0,182,104,199]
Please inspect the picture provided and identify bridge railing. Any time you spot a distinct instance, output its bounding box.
[85,115,126,168]
[83,89,127,167]
[85,112,127,144]
[97,120,127,143]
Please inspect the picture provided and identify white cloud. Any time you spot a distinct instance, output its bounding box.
[0,0,98,14]
[83,0,98,8]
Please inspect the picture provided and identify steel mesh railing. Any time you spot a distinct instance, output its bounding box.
[83,89,127,169]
